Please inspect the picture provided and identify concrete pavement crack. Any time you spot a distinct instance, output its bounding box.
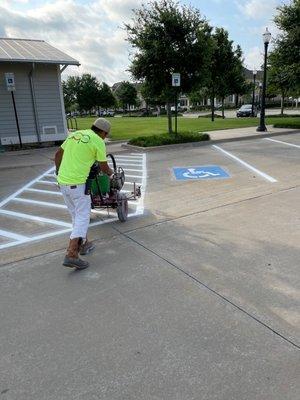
[112,226,300,351]
[122,183,300,235]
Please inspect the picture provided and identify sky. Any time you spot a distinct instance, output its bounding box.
[0,0,287,84]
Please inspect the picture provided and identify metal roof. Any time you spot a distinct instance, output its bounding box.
[0,38,80,65]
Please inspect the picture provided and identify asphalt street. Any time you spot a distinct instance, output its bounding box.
[0,131,299,399]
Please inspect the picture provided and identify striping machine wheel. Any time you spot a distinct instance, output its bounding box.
[117,192,128,222]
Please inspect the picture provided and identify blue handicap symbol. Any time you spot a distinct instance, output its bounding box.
[173,165,230,180]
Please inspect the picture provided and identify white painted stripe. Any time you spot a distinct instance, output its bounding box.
[13,198,67,209]
[123,181,137,186]
[115,155,143,159]
[128,201,139,206]
[125,174,143,179]
[37,180,58,186]
[212,145,277,183]
[0,154,147,250]
[136,154,147,214]
[123,168,143,172]
[0,209,72,227]
[110,159,142,163]
[0,229,29,241]
[0,166,55,208]
[0,211,140,250]
[25,188,62,196]
[91,209,117,216]
[264,138,300,149]
[45,173,56,178]
[109,163,144,167]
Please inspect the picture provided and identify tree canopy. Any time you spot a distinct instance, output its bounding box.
[114,81,138,111]
[270,0,300,91]
[126,0,213,132]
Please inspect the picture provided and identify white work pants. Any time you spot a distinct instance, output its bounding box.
[60,184,91,240]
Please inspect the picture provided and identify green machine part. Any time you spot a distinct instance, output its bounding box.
[91,173,110,195]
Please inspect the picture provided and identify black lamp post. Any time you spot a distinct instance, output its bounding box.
[252,69,257,117]
[257,27,271,132]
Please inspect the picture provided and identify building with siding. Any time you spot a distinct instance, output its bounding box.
[0,38,79,146]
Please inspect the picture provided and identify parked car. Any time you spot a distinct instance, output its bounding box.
[98,110,115,117]
[237,104,257,117]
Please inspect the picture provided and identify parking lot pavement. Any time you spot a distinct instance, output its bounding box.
[1,235,299,400]
[1,133,300,399]
[0,153,146,253]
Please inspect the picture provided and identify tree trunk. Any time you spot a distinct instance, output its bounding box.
[211,94,215,122]
[235,94,239,108]
[222,97,225,119]
[281,93,285,116]
[167,102,173,134]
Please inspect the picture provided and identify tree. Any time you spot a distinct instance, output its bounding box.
[207,28,247,121]
[77,74,99,113]
[115,81,138,112]
[63,76,81,113]
[97,82,116,112]
[268,54,293,115]
[126,0,213,134]
[271,0,300,91]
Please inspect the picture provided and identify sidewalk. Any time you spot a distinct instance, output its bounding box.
[124,125,299,151]
[208,125,298,142]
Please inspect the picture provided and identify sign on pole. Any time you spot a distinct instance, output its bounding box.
[5,73,16,91]
[172,73,181,87]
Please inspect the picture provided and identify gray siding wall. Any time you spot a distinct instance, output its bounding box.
[0,62,66,144]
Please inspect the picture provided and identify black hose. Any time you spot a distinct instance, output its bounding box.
[107,153,117,173]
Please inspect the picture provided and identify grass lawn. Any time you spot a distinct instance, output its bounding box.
[74,116,300,141]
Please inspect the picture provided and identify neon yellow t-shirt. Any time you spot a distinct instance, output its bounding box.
[57,129,107,185]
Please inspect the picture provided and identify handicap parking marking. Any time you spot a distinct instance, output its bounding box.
[0,153,147,250]
[173,165,230,181]
[212,145,278,183]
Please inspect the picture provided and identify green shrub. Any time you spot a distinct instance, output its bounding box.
[128,132,210,147]
[273,121,300,129]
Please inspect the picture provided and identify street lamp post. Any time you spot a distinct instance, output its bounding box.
[257,27,271,132]
[252,69,257,117]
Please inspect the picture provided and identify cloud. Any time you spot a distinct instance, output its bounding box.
[236,0,280,20]
[243,46,263,70]
[0,0,137,85]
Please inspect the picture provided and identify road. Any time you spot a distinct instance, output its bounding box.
[183,107,300,118]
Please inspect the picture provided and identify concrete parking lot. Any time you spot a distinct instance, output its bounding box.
[0,131,299,399]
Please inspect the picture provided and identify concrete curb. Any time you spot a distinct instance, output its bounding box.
[122,129,300,152]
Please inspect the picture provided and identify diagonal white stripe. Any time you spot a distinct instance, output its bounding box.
[212,145,277,183]
[0,229,29,241]
[264,138,300,149]
[0,209,72,227]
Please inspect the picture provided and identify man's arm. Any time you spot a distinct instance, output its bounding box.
[99,161,114,176]
[54,148,64,175]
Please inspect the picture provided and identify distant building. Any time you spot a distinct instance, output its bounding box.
[0,38,79,146]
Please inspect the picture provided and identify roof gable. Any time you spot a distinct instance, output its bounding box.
[0,38,80,65]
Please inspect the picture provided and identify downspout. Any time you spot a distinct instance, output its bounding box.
[29,62,41,144]
[59,64,68,136]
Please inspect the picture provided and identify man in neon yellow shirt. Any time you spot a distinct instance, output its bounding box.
[55,118,113,270]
